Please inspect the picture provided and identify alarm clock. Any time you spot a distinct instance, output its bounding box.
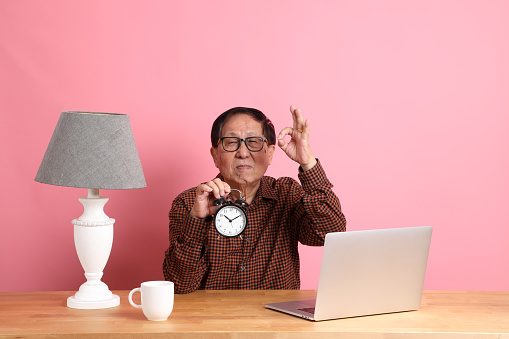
[213,189,248,237]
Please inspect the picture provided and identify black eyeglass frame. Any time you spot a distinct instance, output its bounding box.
[218,136,267,152]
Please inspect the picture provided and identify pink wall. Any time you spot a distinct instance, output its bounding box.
[1,1,508,292]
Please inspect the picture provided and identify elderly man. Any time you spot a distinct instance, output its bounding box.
[163,106,346,293]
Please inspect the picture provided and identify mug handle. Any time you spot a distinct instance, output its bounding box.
[128,288,142,309]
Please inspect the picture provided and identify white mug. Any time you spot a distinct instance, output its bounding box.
[128,281,174,321]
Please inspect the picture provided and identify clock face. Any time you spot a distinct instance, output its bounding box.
[214,205,247,237]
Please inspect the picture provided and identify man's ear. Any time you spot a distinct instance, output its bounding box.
[267,144,276,165]
[210,147,219,168]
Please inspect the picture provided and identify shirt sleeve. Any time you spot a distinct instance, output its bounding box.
[294,159,347,246]
[162,190,210,294]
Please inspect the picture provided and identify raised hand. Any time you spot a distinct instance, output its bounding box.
[277,105,317,171]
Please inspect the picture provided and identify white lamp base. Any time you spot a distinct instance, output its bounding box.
[68,189,119,310]
[67,294,120,309]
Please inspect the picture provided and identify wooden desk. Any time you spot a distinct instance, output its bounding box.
[1,290,508,338]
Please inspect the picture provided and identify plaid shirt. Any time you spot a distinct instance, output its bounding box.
[163,160,346,294]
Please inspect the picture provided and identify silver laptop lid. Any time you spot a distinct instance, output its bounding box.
[313,226,432,321]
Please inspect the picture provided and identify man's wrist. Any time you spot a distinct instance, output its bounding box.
[300,158,317,172]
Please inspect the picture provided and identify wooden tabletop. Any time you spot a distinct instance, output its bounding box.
[1,290,509,338]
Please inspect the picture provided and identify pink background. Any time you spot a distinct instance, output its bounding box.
[1,1,508,292]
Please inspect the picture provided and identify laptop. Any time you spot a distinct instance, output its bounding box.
[265,226,433,321]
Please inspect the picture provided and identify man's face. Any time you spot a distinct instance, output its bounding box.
[211,114,275,189]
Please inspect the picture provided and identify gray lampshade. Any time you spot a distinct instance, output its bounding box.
[35,111,146,189]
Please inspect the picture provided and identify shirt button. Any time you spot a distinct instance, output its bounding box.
[240,266,246,271]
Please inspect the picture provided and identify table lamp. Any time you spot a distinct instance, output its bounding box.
[35,111,146,309]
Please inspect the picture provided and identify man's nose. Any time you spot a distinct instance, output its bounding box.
[235,140,250,157]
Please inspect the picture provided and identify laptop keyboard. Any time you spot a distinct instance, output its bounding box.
[298,307,315,314]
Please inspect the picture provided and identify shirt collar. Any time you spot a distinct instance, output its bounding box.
[258,176,278,201]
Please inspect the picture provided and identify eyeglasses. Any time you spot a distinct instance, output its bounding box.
[218,137,267,152]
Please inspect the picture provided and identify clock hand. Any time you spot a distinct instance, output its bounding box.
[230,215,241,222]
[224,215,233,222]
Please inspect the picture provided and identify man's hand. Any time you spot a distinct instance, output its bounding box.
[277,105,317,171]
[190,178,231,219]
